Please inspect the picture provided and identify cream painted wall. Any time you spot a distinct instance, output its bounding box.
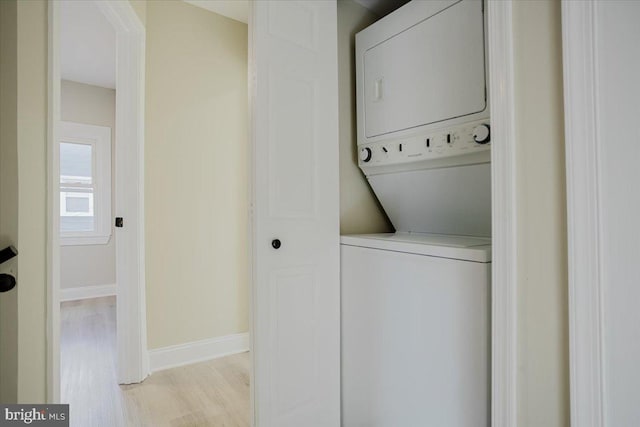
[0,0,19,404]
[145,1,249,349]
[60,80,116,289]
[338,0,391,235]
[513,1,569,426]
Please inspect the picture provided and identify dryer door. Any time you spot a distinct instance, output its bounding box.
[362,0,486,139]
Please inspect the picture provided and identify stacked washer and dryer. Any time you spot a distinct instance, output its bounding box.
[341,1,491,426]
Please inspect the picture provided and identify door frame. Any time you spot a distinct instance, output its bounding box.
[561,2,605,426]
[46,0,148,402]
[487,1,519,426]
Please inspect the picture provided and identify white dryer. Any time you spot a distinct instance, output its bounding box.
[341,233,490,427]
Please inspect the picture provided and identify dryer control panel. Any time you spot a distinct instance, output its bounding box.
[358,120,490,170]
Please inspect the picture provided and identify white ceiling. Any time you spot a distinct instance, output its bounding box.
[352,0,411,17]
[60,1,116,89]
[184,0,249,24]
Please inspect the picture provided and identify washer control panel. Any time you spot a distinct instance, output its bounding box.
[359,120,490,167]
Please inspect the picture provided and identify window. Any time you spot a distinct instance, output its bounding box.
[59,121,112,245]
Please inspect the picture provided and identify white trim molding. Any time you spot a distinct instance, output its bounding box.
[149,333,250,373]
[487,1,518,426]
[561,2,605,427]
[94,0,149,386]
[47,0,62,404]
[59,284,117,302]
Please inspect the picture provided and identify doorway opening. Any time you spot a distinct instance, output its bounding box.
[54,0,146,419]
[48,0,148,408]
[49,0,252,424]
[57,1,119,410]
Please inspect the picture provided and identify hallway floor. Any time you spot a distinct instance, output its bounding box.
[61,297,250,426]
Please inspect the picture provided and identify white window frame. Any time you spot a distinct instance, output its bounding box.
[59,121,112,246]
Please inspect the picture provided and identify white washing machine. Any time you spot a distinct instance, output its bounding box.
[341,233,491,427]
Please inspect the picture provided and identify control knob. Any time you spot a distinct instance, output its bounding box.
[360,147,372,162]
[473,124,491,144]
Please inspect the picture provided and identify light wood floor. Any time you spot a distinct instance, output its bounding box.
[61,297,250,427]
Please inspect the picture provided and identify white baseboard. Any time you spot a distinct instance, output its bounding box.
[149,332,250,372]
[60,283,117,302]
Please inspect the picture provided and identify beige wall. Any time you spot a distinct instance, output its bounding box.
[0,0,48,403]
[60,80,116,289]
[513,1,569,426]
[0,0,19,404]
[145,1,249,349]
[338,0,391,235]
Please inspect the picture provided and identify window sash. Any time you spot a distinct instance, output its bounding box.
[58,121,112,245]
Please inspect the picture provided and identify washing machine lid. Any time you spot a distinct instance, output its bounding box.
[340,232,491,262]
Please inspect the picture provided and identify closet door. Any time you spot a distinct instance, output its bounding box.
[250,1,340,426]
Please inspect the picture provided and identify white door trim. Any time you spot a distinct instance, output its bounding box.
[561,2,605,426]
[247,4,256,424]
[46,0,62,403]
[46,0,148,402]
[487,1,519,426]
[95,0,149,386]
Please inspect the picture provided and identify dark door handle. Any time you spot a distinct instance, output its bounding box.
[0,274,16,293]
[271,239,281,249]
[0,246,17,265]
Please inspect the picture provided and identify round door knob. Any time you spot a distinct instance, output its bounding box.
[0,274,16,293]
[473,124,491,144]
[271,239,281,249]
[360,147,372,162]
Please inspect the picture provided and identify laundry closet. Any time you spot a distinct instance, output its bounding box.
[339,1,491,425]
